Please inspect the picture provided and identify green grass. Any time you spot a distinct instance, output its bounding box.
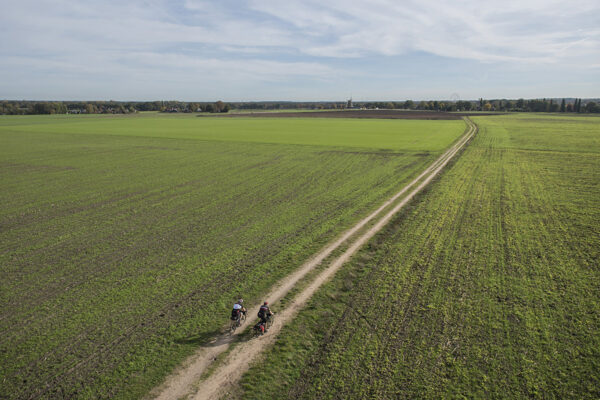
[0,113,464,151]
[476,113,600,153]
[0,114,465,399]
[238,113,600,399]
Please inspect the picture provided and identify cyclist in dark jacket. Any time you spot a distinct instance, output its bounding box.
[257,301,273,331]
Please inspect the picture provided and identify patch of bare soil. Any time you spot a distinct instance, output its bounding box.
[211,110,498,120]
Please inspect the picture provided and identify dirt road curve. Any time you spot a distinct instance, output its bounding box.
[150,118,477,400]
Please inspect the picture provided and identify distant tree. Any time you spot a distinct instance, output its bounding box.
[527,99,548,112]
[483,102,492,111]
[516,98,525,110]
[33,103,48,114]
[456,100,472,111]
[214,101,225,112]
[33,102,66,114]
[560,98,566,112]
[586,101,599,113]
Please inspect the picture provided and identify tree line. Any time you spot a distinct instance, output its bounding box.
[0,100,230,115]
[354,98,599,113]
[471,98,599,113]
[1,98,598,115]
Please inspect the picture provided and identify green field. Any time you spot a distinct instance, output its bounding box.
[238,114,600,399]
[0,114,461,151]
[0,114,465,399]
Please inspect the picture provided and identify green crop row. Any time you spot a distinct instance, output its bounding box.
[238,114,600,399]
[0,114,465,399]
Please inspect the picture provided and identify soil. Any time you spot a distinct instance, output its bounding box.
[212,110,498,120]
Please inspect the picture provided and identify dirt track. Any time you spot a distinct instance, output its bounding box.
[150,118,477,400]
[214,110,497,120]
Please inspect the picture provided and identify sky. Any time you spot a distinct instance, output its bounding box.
[1,0,599,101]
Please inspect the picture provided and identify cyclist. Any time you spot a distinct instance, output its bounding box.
[257,301,273,331]
[231,299,246,325]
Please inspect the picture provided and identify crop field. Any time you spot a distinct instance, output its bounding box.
[0,114,463,150]
[238,114,600,399]
[0,114,465,399]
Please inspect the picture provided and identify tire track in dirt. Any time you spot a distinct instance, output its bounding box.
[151,118,477,400]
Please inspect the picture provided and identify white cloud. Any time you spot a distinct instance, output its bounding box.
[248,0,600,64]
[5,0,596,64]
[1,0,598,99]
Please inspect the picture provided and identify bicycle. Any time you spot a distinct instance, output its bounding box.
[266,313,275,330]
[253,321,266,337]
[229,312,246,335]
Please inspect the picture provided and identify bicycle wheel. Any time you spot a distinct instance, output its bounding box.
[266,314,275,329]
[229,320,238,334]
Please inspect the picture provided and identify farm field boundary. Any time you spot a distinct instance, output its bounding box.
[152,118,477,400]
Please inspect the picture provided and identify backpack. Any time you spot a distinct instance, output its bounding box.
[231,308,240,320]
[254,322,265,334]
[258,306,267,319]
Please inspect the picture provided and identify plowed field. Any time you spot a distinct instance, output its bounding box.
[221,110,498,120]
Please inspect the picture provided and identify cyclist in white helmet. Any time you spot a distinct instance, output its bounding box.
[231,298,246,322]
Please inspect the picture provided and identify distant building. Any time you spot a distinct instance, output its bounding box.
[346,98,353,108]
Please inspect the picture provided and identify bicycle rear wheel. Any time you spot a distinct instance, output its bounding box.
[229,316,241,334]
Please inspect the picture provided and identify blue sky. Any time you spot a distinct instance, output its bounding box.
[1,0,599,101]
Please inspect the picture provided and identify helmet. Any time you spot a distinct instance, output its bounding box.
[264,301,268,305]
[238,299,244,304]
